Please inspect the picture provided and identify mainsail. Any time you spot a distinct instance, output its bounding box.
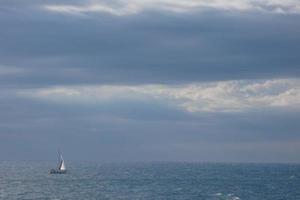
[58,152,66,171]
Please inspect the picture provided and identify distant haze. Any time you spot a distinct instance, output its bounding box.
[0,0,300,162]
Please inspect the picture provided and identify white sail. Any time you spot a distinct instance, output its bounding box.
[59,154,66,171]
[60,160,66,171]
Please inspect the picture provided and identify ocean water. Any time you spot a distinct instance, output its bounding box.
[0,162,299,200]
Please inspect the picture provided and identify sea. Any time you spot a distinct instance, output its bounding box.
[0,162,299,200]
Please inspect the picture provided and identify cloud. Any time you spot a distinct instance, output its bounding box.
[2,87,300,162]
[19,78,300,112]
[0,65,24,75]
[42,0,300,16]
[1,0,300,162]
[1,4,300,86]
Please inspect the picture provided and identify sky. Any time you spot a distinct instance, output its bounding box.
[0,0,300,163]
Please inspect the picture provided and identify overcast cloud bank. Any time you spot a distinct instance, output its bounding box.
[43,0,300,16]
[20,79,300,112]
[0,0,300,162]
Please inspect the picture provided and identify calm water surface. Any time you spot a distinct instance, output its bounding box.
[0,162,299,200]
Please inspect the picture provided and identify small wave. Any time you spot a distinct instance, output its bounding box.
[212,192,240,200]
[213,192,223,196]
[289,175,295,179]
[227,193,240,200]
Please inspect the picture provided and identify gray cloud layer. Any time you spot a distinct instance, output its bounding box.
[1,2,300,86]
[0,1,300,162]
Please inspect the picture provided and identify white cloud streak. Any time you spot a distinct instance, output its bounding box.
[43,0,300,16]
[19,79,300,113]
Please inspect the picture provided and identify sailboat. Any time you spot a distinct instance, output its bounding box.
[50,151,67,174]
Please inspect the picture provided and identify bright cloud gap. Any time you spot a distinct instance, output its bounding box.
[19,79,300,113]
[42,0,300,16]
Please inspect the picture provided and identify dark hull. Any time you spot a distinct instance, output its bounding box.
[50,169,67,174]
